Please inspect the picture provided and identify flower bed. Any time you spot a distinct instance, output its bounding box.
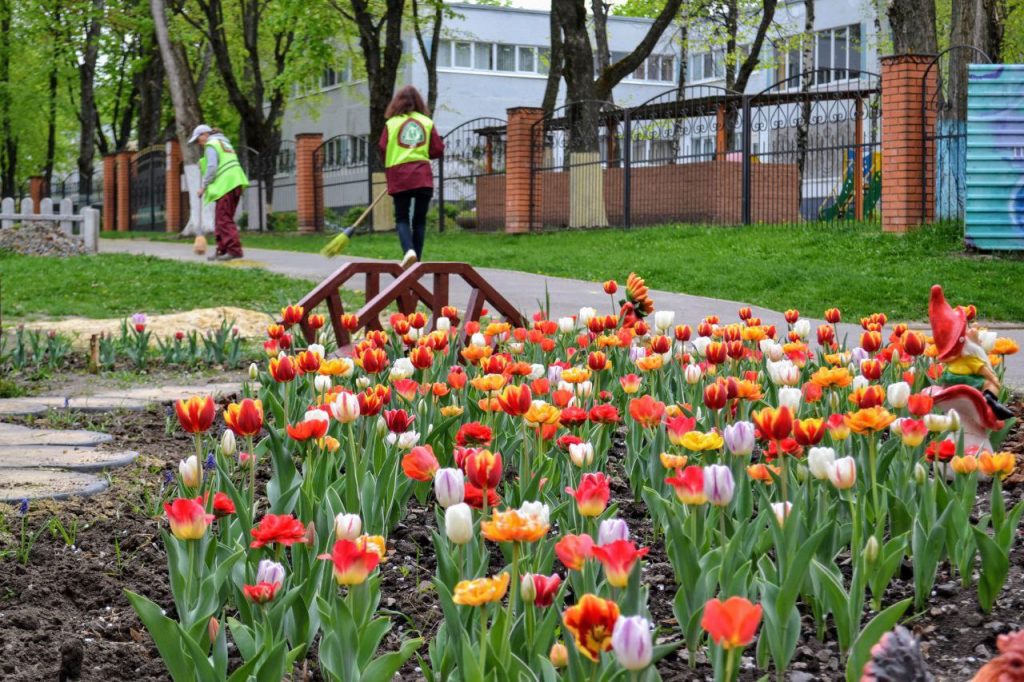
[2,273,1023,681]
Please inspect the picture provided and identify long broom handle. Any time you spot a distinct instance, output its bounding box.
[348,191,388,230]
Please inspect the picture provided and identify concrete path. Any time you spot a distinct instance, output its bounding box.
[101,238,1024,389]
[0,382,245,418]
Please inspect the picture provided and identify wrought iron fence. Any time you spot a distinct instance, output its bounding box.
[437,117,507,232]
[313,135,370,231]
[922,46,992,223]
[746,69,881,224]
[129,145,166,231]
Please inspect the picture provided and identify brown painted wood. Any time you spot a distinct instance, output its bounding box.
[326,291,347,347]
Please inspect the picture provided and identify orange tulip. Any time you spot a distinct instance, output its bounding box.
[907,393,934,417]
[481,509,549,543]
[660,452,689,469]
[563,594,621,662]
[752,406,793,441]
[992,338,1019,355]
[979,451,1016,480]
[402,445,440,481]
[810,366,852,389]
[280,304,304,327]
[951,454,979,475]
[497,384,532,416]
[295,350,321,374]
[844,406,896,434]
[174,395,216,434]
[555,533,595,571]
[628,395,665,429]
[409,346,434,370]
[746,463,781,483]
[701,596,762,650]
[453,572,510,606]
[224,398,264,437]
[849,385,886,409]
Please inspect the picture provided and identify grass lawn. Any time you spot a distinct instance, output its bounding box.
[102,220,1024,321]
[0,252,318,320]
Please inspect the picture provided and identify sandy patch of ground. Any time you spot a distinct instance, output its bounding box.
[22,306,274,347]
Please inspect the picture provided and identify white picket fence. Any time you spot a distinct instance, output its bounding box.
[0,196,99,253]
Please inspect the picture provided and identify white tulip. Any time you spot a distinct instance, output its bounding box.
[771,501,793,526]
[307,343,325,359]
[979,330,998,352]
[356,376,371,389]
[334,513,362,540]
[793,319,810,339]
[578,307,597,325]
[684,363,703,385]
[389,357,415,380]
[778,387,802,412]
[436,317,451,333]
[220,429,236,456]
[445,504,473,545]
[568,441,594,467]
[654,310,676,331]
[558,317,575,334]
[248,362,259,380]
[529,363,546,380]
[807,447,836,480]
[519,501,550,525]
[386,430,420,450]
[886,381,910,409]
[852,375,870,391]
[179,455,202,488]
[470,332,487,347]
[330,392,360,423]
[314,375,332,394]
[947,409,960,432]
[924,413,952,432]
[691,336,712,357]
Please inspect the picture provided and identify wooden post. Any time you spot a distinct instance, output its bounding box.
[716,104,727,161]
[853,97,865,221]
[88,335,100,374]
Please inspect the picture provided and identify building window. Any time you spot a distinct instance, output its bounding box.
[518,46,535,72]
[773,24,862,86]
[454,41,473,68]
[475,42,493,70]
[613,52,675,83]
[496,44,516,72]
[438,40,451,67]
[688,49,727,83]
[321,68,338,89]
[538,47,550,74]
[436,39,549,75]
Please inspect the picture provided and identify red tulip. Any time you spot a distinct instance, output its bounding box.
[555,534,595,571]
[269,356,298,383]
[529,573,562,607]
[907,393,934,417]
[224,398,264,437]
[164,498,214,541]
[464,449,502,490]
[174,395,216,434]
[250,514,308,549]
[455,421,492,447]
[701,596,762,650]
[592,540,649,588]
[318,538,381,586]
[497,384,532,417]
[280,304,304,327]
[243,581,280,604]
[628,395,665,429]
[752,406,793,441]
[463,482,502,509]
[384,409,415,434]
[402,445,439,482]
[565,472,610,517]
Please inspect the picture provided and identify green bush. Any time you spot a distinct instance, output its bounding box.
[267,211,298,232]
[341,205,367,225]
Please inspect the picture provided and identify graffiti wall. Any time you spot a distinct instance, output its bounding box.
[965,64,1024,250]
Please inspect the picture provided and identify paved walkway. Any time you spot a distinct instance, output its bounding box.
[101,238,1024,389]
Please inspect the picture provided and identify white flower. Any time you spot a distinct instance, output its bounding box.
[470,332,487,347]
[436,317,451,332]
[558,317,575,334]
[314,375,333,394]
[578,307,597,325]
[334,513,362,541]
[852,375,870,391]
[529,363,546,380]
[568,441,594,467]
[304,408,330,425]
[979,330,998,352]
[389,357,415,380]
[771,501,793,526]
[307,343,325,359]
[386,430,420,450]
[778,387,802,412]
[445,504,473,545]
[886,381,910,409]
[793,319,810,339]
[356,376,371,389]
[256,559,285,585]
[691,336,712,356]
[330,392,360,423]
[654,310,676,331]
[179,455,201,487]
[807,447,836,480]
[220,429,236,456]
[924,413,952,432]
[248,362,259,380]
[684,363,703,385]
[518,501,550,525]
[946,409,960,432]
[767,360,799,386]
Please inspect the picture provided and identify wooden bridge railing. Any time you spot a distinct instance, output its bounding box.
[290,261,526,348]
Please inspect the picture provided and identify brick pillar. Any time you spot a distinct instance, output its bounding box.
[881,54,938,233]
[116,150,134,232]
[29,176,45,213]
[504,107,545,234]
[295,133,323,233]
[102,154,117,232]
[165,139,182,232]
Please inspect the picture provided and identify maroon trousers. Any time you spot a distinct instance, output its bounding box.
[214,187,244,257]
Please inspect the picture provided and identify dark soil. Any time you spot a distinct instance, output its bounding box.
[1,400,1022,681]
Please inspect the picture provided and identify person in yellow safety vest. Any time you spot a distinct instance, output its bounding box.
[378,86,444,268]
[189,124,250,261]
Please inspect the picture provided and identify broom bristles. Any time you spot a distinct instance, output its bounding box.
[320,227,354,257]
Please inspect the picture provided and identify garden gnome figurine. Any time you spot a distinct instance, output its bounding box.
[928,285,1013,420]
[924,285,1009,456]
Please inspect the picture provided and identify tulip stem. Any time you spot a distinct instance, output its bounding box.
[779,445,789,503]
[867,434,880,524]
[478,606,489,673]
[724,647,739,682]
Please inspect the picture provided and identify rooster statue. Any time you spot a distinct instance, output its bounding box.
[861,627,1024,681]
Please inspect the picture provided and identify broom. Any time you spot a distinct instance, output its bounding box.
[321,191,388,257]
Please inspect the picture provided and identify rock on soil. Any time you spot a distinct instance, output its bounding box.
[0,222,88,257]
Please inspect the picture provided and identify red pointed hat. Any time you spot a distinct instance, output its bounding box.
[929,285,967,362]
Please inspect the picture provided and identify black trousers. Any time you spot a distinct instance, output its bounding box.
[393,187,432,259]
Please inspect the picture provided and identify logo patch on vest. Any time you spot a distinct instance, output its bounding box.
[397,119,427,148]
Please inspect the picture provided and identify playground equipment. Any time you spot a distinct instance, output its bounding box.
[819,149,881,221]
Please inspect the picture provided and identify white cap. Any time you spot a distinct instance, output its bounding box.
[188,124,212,143]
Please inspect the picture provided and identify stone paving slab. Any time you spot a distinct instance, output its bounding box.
[0,423,113,447]
[0,468,108,503]
[0,446,138,472]
[96,382,246,402]
[0,395,152,417]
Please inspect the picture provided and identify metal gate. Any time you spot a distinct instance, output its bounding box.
[922,46,992,223]
[130,145,166,231]
[438,117,507,232]
[746,69,881,224]
[313,135,370,231]
[529,100,625,230]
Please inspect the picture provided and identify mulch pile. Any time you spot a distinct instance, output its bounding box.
[0,222,88,257]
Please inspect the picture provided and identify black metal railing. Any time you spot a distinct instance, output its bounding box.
[437,117,507,232]
[129,146,166,231]
[313,135,370,231]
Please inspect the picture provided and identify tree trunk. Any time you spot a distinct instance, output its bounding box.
[887,0,938,54]
[948,0,1002,121]
[136,29,166,149]
[592,0,612,103]
[77,0,103,204]
[411,0,443,114]
[150,0,202,163]
[44,13,60,195]
[0,0,15,197]
[795,0,815,202]
[722,0,779,149]
[541,5,564,116]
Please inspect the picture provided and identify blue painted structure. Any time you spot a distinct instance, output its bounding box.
[965,64,1024,250]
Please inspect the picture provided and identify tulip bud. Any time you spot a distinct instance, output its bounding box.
[886,381,910,409]
[549,642,569,668]
[314,375,332,394]
[865,536,880,564]
[795,462,809,482]
[778,387,802,413]
[807,446,836,480]
[568,441,594,467]
[947,409,960,432]
[703,464,735,506]
[827,456,857,489]
[598,518,630,546]
[248,362,259,380]
[220,429,236,456]
[612,615,653,671]
[334,513,362,540]
[723,421,755,456]
[433,468,465,508]
[208,617,220,642]
[256,559,286,585]
[445,503,473,545]
[179,455,202,488]
[914,462,928,485]
[356,376,371,389]
[520,573,537,603]
[924,413,951,433]
[684,363,703,385]
[771,501,792,526]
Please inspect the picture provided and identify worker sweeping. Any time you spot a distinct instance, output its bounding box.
[378,86,444,268]
[189,124,249,261]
